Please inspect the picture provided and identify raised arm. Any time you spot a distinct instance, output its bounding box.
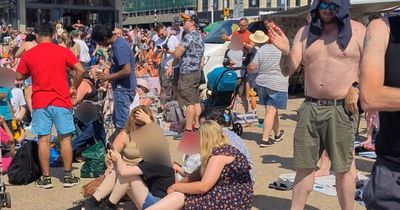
[360,18,400,112]
[269,27,304,76]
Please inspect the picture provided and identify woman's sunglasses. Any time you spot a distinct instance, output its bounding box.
[319,2,338,12]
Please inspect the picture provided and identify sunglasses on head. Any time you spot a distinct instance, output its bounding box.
[319,2,338,12]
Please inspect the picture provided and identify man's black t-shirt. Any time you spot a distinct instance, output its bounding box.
[138,161,175,198]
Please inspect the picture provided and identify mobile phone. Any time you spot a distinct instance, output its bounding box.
[106,142,114,150]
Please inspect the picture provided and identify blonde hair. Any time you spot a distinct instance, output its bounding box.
[199,120,228,175]
[125,105,155,138]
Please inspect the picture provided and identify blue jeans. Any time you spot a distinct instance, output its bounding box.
[257,86,288,109]
[72,119,105,151]
[113,88,135,129]
[142,192,161,209]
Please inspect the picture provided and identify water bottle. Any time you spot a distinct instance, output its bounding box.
[223,113,230,127]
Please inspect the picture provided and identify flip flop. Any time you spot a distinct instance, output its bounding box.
[268,179,294,191]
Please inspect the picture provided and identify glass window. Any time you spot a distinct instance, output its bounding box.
[26,8,38,27]
[267,0,271,8]
[202,0,209,11]
[249,0,259,7]
[204,20,239,44]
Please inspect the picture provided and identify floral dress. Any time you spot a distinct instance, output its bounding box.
[184,144,254,210]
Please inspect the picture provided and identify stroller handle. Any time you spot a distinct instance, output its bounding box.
[227,66,247,71]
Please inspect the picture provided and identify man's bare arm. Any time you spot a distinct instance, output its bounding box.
[360,18,400,111]
[71,63,85,90]
[269,26,304,76]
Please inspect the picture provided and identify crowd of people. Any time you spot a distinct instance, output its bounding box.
[0,0,399,209]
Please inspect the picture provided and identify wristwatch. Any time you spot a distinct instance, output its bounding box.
[352,82,359,88]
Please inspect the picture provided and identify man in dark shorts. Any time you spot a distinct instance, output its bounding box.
[360,16,400,209]
[168,13,204,132]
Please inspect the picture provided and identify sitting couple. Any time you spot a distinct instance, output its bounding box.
[81,107,254,210]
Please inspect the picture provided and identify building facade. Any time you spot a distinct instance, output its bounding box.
[122,0,311,26]
[14,0,122,30]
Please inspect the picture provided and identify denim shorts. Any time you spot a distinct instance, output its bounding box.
[24,77,32,86]
[113,88,135,129]
[142,192,161,209]
[257,86,288,109]
[32,106,75,135]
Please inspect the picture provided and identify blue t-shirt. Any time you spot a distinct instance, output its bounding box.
[109,37,137,90]
[0,87,12,120]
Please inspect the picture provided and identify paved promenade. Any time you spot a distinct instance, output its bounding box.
[4,97,373,210]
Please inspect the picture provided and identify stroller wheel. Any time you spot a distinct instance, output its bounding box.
[233,123,243,136]
[5,192,11,208]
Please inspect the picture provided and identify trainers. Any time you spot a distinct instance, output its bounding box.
[63,175,80,188]
[274,130,286,142]
[35,176,53,189]
[259,139,275,148]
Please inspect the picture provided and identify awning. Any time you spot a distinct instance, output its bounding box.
[264,0,400,18]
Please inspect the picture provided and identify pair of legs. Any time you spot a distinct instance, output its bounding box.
[261,105,280,141]
[291,165,356,210]
[38,134,73,176]
[184,103,201,130]
[315,151,357,177]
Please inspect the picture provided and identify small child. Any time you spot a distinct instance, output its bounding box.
[174,131,201,181]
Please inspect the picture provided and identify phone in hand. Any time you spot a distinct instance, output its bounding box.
[106,142,114,151]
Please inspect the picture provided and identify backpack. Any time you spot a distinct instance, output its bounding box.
[8,140,42,185]
[163,101,185,125]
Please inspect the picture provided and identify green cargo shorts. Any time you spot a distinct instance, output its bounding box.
[293,101,356,172]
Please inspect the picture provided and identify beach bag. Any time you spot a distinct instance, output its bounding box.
[8,140,42,185]
[164,101,185,125]
[80,141,106,178]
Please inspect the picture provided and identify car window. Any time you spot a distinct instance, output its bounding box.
[203,20,239,44]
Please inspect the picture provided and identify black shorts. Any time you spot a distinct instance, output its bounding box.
[364,157,400,209]
[178,71,201,106]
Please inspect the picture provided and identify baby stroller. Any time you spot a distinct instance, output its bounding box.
[205,66,247,136]
[0,142,11,208]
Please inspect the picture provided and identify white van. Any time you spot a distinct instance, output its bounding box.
[202,17,262,81]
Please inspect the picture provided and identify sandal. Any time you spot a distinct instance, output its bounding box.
[268,179,294,191]
[274,130,286,142]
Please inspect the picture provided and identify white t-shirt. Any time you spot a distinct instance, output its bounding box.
[11,88,26,118]
[74,39,91,63]
[155,35,180,69]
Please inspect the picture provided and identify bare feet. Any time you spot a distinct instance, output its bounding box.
[314,169,330,177]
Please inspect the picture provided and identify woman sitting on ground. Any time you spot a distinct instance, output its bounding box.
[147,120,254,210]
[81,105,175,210]
[81,106,153,209]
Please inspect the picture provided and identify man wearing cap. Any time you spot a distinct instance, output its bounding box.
[269,0,365,209]
[168,13,204,132]
[247,30,288,147]
[167,18,184,42]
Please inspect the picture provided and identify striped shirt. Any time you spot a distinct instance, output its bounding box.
[251,44,288,92]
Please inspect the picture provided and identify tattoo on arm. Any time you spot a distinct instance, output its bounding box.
[280,54,295,76]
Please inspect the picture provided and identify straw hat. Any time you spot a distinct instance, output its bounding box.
[249,30,269,44]
[227,34,245,51]
[137,78,150,92]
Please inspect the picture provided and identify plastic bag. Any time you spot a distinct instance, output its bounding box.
[80,141,106,178]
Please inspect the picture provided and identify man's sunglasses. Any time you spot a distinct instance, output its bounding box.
[319,2,338,12]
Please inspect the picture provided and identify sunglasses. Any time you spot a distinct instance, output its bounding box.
[319,2,338,12]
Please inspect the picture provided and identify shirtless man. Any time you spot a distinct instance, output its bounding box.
[269,0,366,209]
